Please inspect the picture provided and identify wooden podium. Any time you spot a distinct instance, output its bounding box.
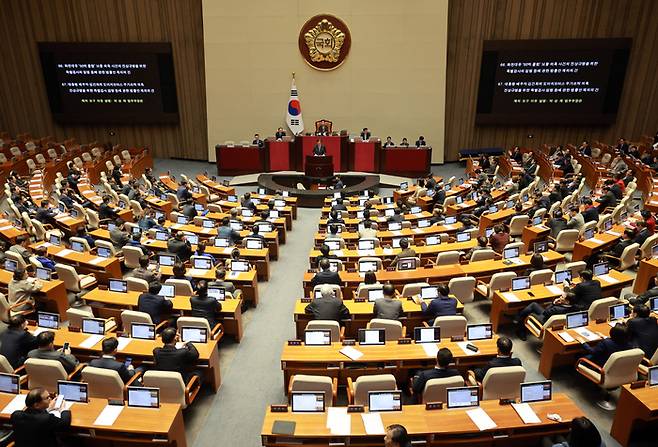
[305,155,333,179]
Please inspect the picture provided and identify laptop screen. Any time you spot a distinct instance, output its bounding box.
[214,238,230,247]
[534,241,548,253]
[420,286,439,300]
[246,239,263,249]
[566,311,588,329]
[583,228,595,240]
[414,326,441,343]
[257,223,274,233]
[367,288,384,302]
[177,216,188,225]
[466,324,493,340]
[609,304,629,321]
[554,270,572,284]
[368,391,402,412]
[36,267,51,281]
[593,262,609,277]
[269,210,279,218]
[203,219,215,228]
[455,195,463,204]
[49,234,61,245]
[358,240,375,250]
[485,227,494,238]
[511,276,530,291]
[358,328,386,345]
[38,312,59,329]
[304,330,331,346]
[159,284,175,298]
[241,209,253,217]
[208,286,226,301]
[155,231,168,241]
[388,222,401,231]
[131,323,156,340]
[604,219,613,231]
[127,387,159,408]
[446,386,480,409]
[532,216,542,226]
[109,279,128,293]
[229,221,243,231]
[159,255,176,266]
[426,236,441,246]
[231,260,249,272]
[358,260,378,273]
[57,381,88,403]
[652,244,658,258]
[195,203,205,212]
[400,182,408,190]
[456,232,471,242]
[651,297,658,312]
[181,327,208,343]
[0,373,20,394]
[186,234,199,245]
[417,219,430,228]
[410,206,422,214]
[324,240,340,251]
[503,247,520,259]
[227,195,238,202]
[397,258,416,270]
[649,366,658,387]
[384,208,395,217]
[328,260,341,273]
[4,259,17,272]
[193,258,212,270]
[81,318,105,335]
[291,392,325,413]
[520,381,552,403]
[445,216,457,225]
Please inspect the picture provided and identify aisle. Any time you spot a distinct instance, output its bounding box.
[192,207,321,446]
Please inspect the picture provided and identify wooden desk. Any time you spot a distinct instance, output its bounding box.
[195,174,236,197]
[205,211,287,244]
[633,258,658,294]
[261,394,583,447]
[0,393,187,447]
[159,175,207,205]
[490,270,634,331]
[611,384,658,446]
[34,325,221,393]
[280,338,498,388]
[83,288,244,341]
[314,222,464,246]
[521,224,550,250]
[293,297,464,338]
[318,211,433,231]
[445,187,507,216]
[0,269,68,318]
[0,217,30,244]
[571,226,624,262]
[31,242,122,284]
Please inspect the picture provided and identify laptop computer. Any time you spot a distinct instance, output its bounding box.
[466,324,493,340]
[446,386,479,409]
[368,391,402,411]
[358,328,386,345]
[108,279,128,293]
[414,326,441,343]
[520,381,552,403]
[127,387,159,408]
[180,327,208,343]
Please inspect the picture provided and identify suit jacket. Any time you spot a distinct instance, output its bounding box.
[583,338,633,366]
[310,270,342,288]
[190,295,222,326]
[99,203,119,220]
[420,296,458,321]
[8,278,42,306]
[208,280,236,294]
[27,348,79,373]
[390,248,417,267]
[89,355,135,383]
[275,131,286,139]
[153,343,199,376]
[373,297,403,320]
[412,367,461,395]
[0,327,38,368]
[627,316,658,357]
[305,297,350,322]
[133,267,161,283]
[634,229,652,247]
[610,239,633,258]
[361,132,371,140]
[474,356,522,382]
[109,228,130,248]
[582,206,599,223]
[217,225,242,244]
[137,292,173,324]
[547,218,568,239]
[569,280,602,311]
[35,207,56,224]
[313,144,327,156]
[176,186,192,202]
[567,213,585,231]
[167,238,193,261]
[11,408,71,447]
[597,191,617,213]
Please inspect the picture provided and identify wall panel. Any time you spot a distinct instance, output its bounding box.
[0,0,207,159]
[445,0,658,161]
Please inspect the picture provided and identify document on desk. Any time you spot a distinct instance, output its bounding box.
[227,272,240,280]
[361,413,385,435]
[502,292,520,302]
[574,327,600,341]
[1,394,26,414]
[187,268,202,276]
[88,257,106,265]
[94,404,124,426]
[0,225,13,231]
[79,334,104,349]
[466,407,497,431]
[413,228,423,234]
[588,238,605,245]
[509,258,524,265]
[326,407,351,435]
[511,403,541,424]
[390,230,402,236]
[116,337,132,350]
[383,248,394,256]
[546,285,563,295]
[334,249,344,257]
[457,341,478,356]
[58,249,74,257]
[357,249,375,256]
[339,346,364,361]
[606,231,622,237]
[422,343,439,358]
[596,274,618,284]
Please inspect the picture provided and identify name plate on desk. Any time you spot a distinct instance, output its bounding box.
[270,404,288,413]
[397,338,411,344]
[425,402,443,410]
[287,339,302,346]
[347,405,364,413]
[301,298,312,303]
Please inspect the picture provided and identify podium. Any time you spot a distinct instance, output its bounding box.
[305,155,334,179]
[295,135,348,172]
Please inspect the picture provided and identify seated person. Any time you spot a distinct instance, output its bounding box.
[543,416,602,447]
[383,136,395,148]
[399,138,410,147]
[310,259,342,288]
[373,284,403,320]
[388,208,404,224]
[133,255,162,283]
[412,283,457,325]
[9,269,42,309]
[471,337,522,382]
[35,246,56,271]
[626,304,658,358]
[190,280,222,327]
[172,262,195,289]
[603,228,636,264]
[315,244,337,266]
[411,347,461,397]
[546,210,568,239]
[0,315,38,368]
[331,199,347,212]
[153,327,202,384]
[325,224,344,243]
[194,241,216,264]
[488,225,510,253]
[358,222,378,239]
[89,337,139,383]
[514,294,574,340]
[522,253,546,277]
[137,281,173,325]
[167,231,193,262]
[10,235,32,263]
[75,226,96,248]
[247,225,266,243]
[27,331,80,374]
[208,268,237,294]
[11,388,72,447]
[127,232,150,255]
[217,217,242,244]
[35,200,57,225]
[326,210,345,225]
[389,238,416,268]
[581,323,632,367]
[629,273,658,305]
[304,283,350,322]
[633,221,652,247]
[564,269,601,311]
[356,271,381,295]
[109,218,130,249]
[463,236,489,260]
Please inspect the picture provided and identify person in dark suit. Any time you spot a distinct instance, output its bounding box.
[310,259,342,288]
[89,337,138,383]
[275,127,286,140]
[383,136,395,148]
[604,228,636,261]
[326,210,345,226]
[579,140,592,157]
[389,238,416,268]
[137,281,173,325]
[99,195,119,220]
[313,139,326,156]
[514,294,575,340]
[153,327,202,384]
[208,268,237,294]
[373,284,403,320]
[581,323,632,366]
[633,221,652,247]
[415,136,427,147]
[0,315,38,368]
[304,283,350,322]
[35,200,57,225]
[616,138,629,154]
[333,176,344,189]
[27,331,79,374]
[546,210,568,239]
[176,181,193,202]
[472,337,522,382]
[252,133,264,148]
[360,128,371,140]
[412,284,458,325]
[412,347,461,397]
[167,231,193,262]
[11,388,71,447]
[331,198,347,212]
[596,186,617,213]
[581,197,599,223]
[109,218,130,249]
[111,164,123,187]
[627,304,658,358]
[190,280,222,327]
[565,269,601,311]
[399,138,410,147]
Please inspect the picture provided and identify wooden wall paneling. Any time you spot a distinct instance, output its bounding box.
[445,0,658,161]
[0,0,207,160]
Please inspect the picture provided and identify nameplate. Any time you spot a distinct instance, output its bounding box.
[354,298,366,303]
[385,267,396,272]
[68,326,80,333]
[552,325,565,331]
[630,380,647,389]
[595,318,607,324]
[307,269,316,273]
[107,399,124,406]
[347,269,357,273]
[347,405,364,413]
[424,264,434,269]
[342,339,356,346]
[499,398,515,405]
[287,340,302,346]
[397,338,412,344]
[301,298,312,303]
[425,402,443,410]
[270,405,288,413]
[450,336,465,342]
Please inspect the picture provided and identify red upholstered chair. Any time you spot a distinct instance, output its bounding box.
[315,120,333,135]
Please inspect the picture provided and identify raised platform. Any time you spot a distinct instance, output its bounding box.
[257,173,381,207]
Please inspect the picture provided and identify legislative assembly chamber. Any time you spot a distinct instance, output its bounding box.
[1,1,658,447]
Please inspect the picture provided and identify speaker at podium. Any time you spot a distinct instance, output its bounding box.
[304,155,334,179]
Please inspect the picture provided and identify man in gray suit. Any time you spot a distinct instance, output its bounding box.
[27,331,79,374]
[566,205,585,231]
[304,284,350,322]
[373,284,403,320]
